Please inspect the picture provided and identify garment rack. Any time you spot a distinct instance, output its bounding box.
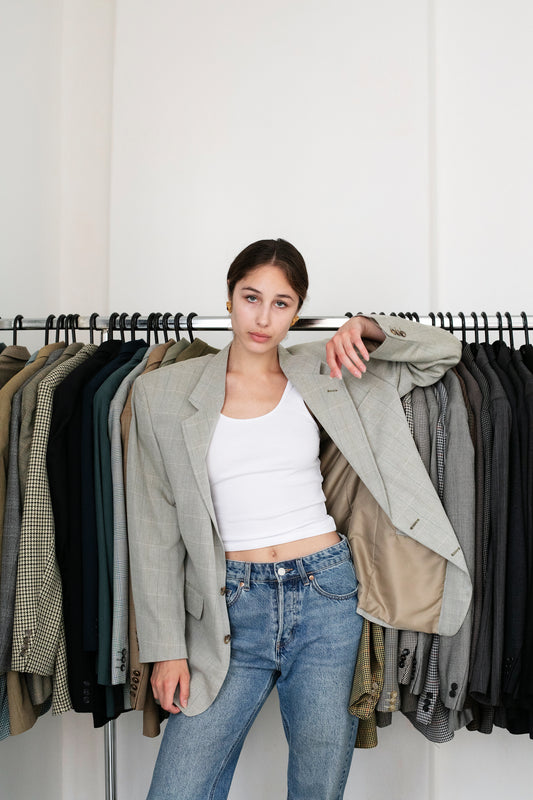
[2,309,532,800]
[1,312,532,341]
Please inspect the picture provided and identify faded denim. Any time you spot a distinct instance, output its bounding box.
[147,537,363,800]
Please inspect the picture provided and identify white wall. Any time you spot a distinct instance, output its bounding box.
[2,1,533,798]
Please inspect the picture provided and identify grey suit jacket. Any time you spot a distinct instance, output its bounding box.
[127,315,470,716]
[438,369,475,712]
[108,346,156,686]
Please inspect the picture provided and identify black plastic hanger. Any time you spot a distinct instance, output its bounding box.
[119,313,128,342]
[521,311,530,346]
[12,315,24,346]
[108,312,119,341]
[470,312,480,346]
[186,312,197,343]
[44,314,55,345]
[457,312,467,345]
[174,312,183,342]
[130,312,141,341]
[162,312,172,342]
[55,314,66,343]
[89,313,99,344]
[69,314,79,343]
[504,312,514,349]
[445,312,454,335]
[495,311,504,342]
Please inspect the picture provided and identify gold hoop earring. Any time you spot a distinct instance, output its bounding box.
[291,315,299,327]
[226,301,232,314]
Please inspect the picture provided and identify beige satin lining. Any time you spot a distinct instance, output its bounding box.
[320,432,446,633]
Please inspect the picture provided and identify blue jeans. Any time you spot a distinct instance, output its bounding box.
[147,537,363,800]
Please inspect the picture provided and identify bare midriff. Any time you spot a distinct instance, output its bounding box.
[225,530,340,563]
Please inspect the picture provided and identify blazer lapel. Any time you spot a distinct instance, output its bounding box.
[278,345,390,515]
[182,345,231,535]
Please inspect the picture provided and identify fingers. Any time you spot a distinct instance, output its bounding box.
[179,668,190,709]
[151,659,190,714]
[326,333,369,379]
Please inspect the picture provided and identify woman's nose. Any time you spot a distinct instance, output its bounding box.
[256,307,271,327]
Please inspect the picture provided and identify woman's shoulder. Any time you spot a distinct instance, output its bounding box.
[285,338,329,362]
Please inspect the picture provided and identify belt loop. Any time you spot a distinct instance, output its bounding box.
[296,558,309,586]
[243,561,252,590]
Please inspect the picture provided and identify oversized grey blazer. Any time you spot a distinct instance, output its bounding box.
[126,315,471,716]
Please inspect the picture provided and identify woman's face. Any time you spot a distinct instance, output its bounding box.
[229,264,299,356]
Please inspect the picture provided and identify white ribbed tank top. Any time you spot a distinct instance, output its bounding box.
[206,380,336,550]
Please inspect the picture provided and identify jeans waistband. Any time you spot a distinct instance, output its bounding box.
[225,535,352,586]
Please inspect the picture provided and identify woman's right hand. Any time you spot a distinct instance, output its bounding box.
[151,658,190,714]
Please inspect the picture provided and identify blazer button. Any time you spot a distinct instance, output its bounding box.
[224,634,231,644]
[398,330,406,337]
[220,587,226,595]
[133,670,140,676]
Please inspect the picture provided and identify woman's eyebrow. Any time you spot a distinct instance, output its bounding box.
[241,286,295,300]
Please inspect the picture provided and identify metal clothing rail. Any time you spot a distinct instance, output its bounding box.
[1,311,532,339]
[2,308,532,800]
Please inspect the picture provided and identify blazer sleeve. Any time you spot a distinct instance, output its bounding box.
[363,314,462,397]
[126,377,188,663]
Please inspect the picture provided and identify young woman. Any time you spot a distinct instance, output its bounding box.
[127,239,470,799]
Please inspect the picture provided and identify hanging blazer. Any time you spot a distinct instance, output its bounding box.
[126,315,471,717]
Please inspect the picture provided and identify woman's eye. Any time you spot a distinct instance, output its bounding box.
[245,295,257,303]
[275,301,287,308]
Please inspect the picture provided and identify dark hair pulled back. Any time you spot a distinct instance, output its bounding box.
[227,239,308,310]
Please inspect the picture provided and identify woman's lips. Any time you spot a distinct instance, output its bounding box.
[249,332,271,342]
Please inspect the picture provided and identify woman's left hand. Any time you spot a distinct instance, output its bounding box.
[326,316,386,379]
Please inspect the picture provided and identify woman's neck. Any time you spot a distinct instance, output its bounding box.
[227,338,283,377]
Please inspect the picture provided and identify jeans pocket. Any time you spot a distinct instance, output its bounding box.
[310,559,358,600]
[225,577,245,608]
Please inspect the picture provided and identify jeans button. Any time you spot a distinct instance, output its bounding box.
[278,567,286,576]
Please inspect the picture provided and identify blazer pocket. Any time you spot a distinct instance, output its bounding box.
[185,582,204,620]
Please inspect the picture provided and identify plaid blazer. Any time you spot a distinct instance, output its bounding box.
[349,619,385,748]
[127,315,470,717]
[11,346,94,714]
